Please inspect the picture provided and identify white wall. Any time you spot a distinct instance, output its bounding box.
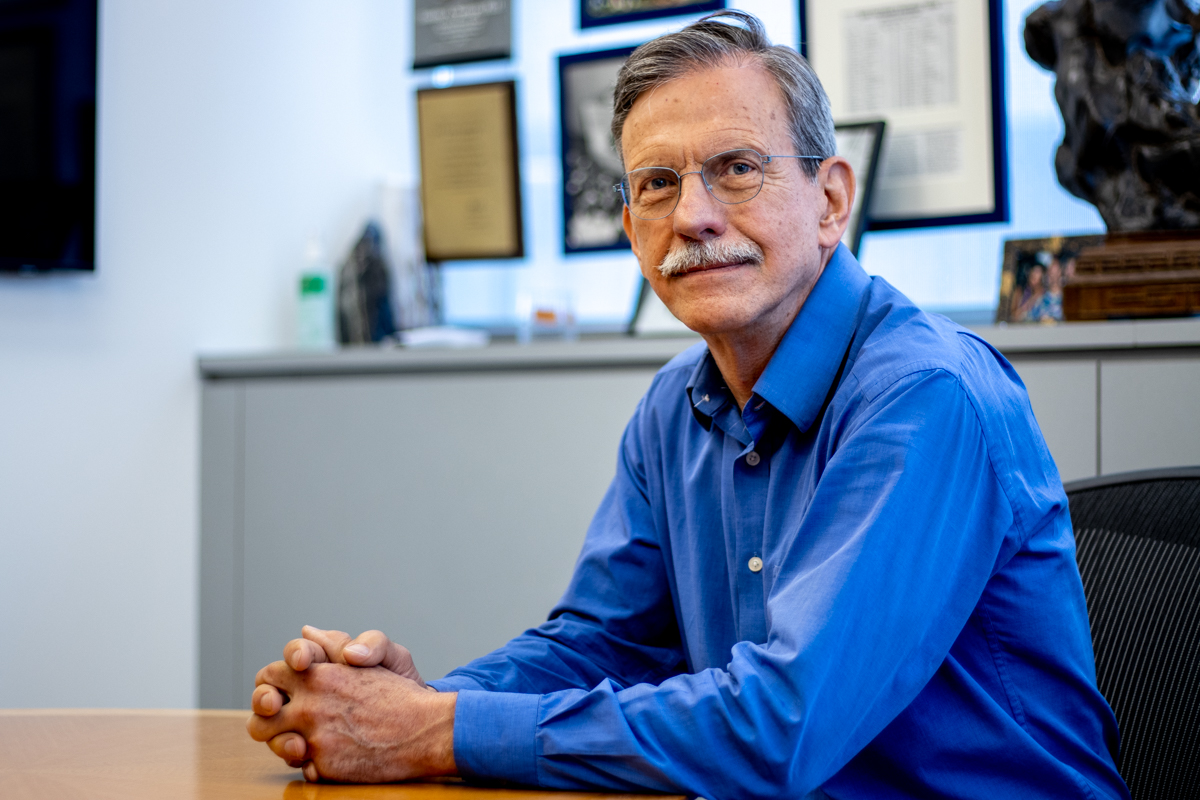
[0,0,413,708]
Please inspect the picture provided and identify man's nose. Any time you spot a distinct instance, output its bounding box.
[672,171,726,241]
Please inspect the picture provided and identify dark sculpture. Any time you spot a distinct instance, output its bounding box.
[1025,0,1200,230]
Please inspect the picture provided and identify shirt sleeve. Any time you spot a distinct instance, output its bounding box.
[428,393,688,696]
[447,368,1026,798]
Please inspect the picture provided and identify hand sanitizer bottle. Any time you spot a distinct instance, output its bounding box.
[296,237,335,349]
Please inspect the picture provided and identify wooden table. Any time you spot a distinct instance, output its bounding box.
[0,710,681,800]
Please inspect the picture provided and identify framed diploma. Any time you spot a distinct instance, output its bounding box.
[580,0,724,29]
[416,81,524,261]
[412,0,511,68]
[558,46,638,254]
[800,0,1008,230]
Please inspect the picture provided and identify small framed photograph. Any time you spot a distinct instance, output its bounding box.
[580,0,724,29]
[996,235,1105,324]
[558,45,638,254]
[417,81,524,261]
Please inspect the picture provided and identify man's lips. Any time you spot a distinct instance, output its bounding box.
[676,260,749,276]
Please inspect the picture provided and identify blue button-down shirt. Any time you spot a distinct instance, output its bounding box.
[429,246,1128,800]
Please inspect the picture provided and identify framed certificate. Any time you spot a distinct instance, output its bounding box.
[412,0,511,69]
[416,81,524,261]
[558,46,638,254]
[580,0,724,29]
[800,0,1008,230]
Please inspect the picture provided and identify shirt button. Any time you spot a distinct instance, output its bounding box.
[745,451,761,466]
[748,556,764,573]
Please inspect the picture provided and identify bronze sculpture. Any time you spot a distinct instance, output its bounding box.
[1024,0,1200,231]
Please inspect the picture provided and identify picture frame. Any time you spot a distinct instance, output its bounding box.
[580,0,724,29]
[412,0,511,69]
[800,0,1008,230]
[834,120,885,256]
[558,45,638,254]
[996,235,1105,324]
[416,81,524,261]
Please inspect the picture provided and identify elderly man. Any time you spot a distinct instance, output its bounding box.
[248,12,1129,799]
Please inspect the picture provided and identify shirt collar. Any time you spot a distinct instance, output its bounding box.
[686,244,871,434]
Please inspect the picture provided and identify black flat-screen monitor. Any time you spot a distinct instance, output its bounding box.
[0,0,97,273]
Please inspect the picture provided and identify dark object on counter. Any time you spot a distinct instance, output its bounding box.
[1024,0,1200,231]
[337,222,397,344]
[1063,230,1200,318]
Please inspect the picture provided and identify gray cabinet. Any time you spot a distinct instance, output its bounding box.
[199,321,1200,708]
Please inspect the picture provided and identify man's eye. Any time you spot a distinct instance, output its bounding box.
[727,161,755,176]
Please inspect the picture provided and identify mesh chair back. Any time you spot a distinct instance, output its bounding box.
[1065,468,1200,800]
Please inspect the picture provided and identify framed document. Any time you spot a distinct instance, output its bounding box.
[800,0,1008,230]
[834,120,885,256]
[580,0,724,29]
[558,46,638,254]
[413,0,511,68]
[416,81,524,261]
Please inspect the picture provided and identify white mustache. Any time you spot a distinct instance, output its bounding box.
[657,238,765,277]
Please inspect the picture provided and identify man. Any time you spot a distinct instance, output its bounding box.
[248,12,1129,799]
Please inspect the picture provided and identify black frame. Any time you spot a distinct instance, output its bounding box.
[799,0,1009,232]
[558,45,639,255]
[416,81,525,261]
[835,120,885,256]
[580,0,724,29]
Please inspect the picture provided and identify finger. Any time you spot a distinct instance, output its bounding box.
[301,625,354,664]
[246,699,301,742]
[254,661,300,693]
[251,684,286,717]
[284,638,328,672]
[303,761,320,782]
[268,732,309,762]
[341,630,390,667]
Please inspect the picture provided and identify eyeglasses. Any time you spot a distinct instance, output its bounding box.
[614,148,823,221]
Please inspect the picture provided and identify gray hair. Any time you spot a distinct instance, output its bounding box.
[611,10,836,180]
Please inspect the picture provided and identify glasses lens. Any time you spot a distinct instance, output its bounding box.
[702,149,764,205]
[623,167,680,220]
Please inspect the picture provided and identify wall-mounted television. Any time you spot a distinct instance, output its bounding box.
[0,0,97,273]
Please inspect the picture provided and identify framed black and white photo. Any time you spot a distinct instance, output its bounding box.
[413,0,511,69]
[558,45,637,254]
[834,120,885,256]
[800,0,1008,230]
[580,0,724,29]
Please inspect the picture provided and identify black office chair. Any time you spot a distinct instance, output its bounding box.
[1065,468,1200,800]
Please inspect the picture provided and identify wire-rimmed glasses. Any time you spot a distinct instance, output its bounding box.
[614,148,823,221]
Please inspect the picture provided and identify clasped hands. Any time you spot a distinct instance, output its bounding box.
[246,625,457,783]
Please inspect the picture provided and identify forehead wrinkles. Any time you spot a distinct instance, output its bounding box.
[621,64,790,169]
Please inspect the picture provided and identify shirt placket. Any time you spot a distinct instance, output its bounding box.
[731,404,771,645]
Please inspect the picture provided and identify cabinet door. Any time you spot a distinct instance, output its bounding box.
[237,369,654,703]
[1010,358,1098,483]
[1101,357,1200,474]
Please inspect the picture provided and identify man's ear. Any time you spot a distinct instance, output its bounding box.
[817,156,855,250]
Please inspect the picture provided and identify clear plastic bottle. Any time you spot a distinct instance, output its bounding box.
[296,237,335,349]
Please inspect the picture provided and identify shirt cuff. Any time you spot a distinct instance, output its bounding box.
[451,690,542,787]
[427,675,490,693]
